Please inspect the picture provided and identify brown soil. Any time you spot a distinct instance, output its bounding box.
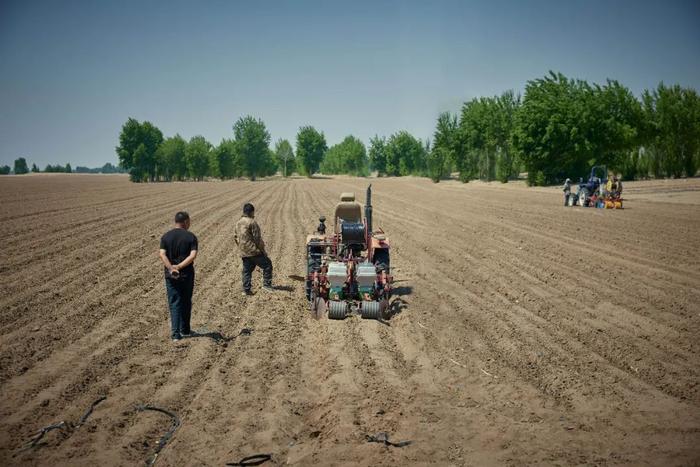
[1,174,699,466]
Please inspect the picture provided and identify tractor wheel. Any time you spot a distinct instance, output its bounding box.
[328,301,347,320]
[579,190,588,207]
[360,301,381,320]
[305,252,322,300]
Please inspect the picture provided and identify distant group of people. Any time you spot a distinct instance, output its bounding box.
[158,204,273,342]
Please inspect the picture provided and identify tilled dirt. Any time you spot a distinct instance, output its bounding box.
[1,174,699,466]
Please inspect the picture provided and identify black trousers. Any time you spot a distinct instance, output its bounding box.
[165,272,194,338]
[242,254,273,291]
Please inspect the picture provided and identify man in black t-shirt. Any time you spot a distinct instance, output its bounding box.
[159,211,198,342]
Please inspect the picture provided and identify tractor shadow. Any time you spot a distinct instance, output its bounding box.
[379,297,409,325]
[393,285,413,296]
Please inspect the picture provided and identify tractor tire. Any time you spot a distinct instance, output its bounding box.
[328,301,347,320]
[305,250,322,300]
[373,248,390,273]
[579,190,589,207]
[360,301,381,320]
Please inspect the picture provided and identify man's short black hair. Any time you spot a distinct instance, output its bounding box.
[175,211,190,223]
[243,203,254,215]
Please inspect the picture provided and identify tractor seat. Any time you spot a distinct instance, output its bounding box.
[334,192,362,232]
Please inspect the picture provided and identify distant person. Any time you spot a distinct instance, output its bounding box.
[234,203,273,295]
[159,211,198,342]
[615,176,623,197]
[563,178,572,206]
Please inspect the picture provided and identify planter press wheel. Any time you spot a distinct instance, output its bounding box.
[328,301,347,320]
[360,301,382,320]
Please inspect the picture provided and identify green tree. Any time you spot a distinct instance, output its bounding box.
[185,136,212,181]
[492,91,521,182]
[368,135,387,176]
[321,135,368,176]
[31,163,39,173]
[513,72,644,185]
[274,139,295,177]
[0,165,10,175]
[233,116,272,181]
[430,112,459,182]
[385,131,426,176]
[513,72,597,185]
[14,157,29,175]
[213,138,241,179]
[296,126,327,176]
[65,163,72,173]
[156,134,187,181]
[641,83,700,178]
[116,118,164,182]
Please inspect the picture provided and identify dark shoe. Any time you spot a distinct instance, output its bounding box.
[181,331,194,338]
[261,285,275,292]
[172,336,182,343]
[242,290,254,296]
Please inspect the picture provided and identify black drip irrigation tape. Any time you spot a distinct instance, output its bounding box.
[15,396,107,455]
[135,404,181,467]
[225,453,273,466]
[366,432,412,448]
[77,396,107,427]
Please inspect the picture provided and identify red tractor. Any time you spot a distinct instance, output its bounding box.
[305,185,392,320]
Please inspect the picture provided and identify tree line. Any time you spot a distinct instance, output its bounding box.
[430,72,700,184]
[0,157,73,175]
[113,71,698,184]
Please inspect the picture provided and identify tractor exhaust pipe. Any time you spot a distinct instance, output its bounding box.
[365,184,372,234]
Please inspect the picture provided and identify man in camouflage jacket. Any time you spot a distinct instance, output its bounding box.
[234,203,273,295]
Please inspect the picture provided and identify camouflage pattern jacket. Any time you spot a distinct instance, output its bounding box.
[234,215,265,257]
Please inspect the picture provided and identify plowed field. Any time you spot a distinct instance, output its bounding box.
[1,174,699,466]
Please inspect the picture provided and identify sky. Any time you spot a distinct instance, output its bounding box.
[1,0,699,168]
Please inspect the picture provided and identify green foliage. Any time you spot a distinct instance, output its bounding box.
[45,164,66,173]
[31,163,39,172]
[274,139,295,177]
[385,131,426,176]
[0,165,10,175]
[233,116,272,181]
[65,163,72,173]
[368,136,388,176]
[458,91,521,183]
[116,118,163,182]
[641,83,700,178]
[156,134,187,181]
[75,163,125,174]
[430,112,459,182]
[212,139,241,179]
[321,135,368,176]
[185,136,212,181]
[14,157,29,175]
[296,126,327,176]
[513,72,642,184]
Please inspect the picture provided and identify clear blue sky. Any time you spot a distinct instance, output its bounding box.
[1,0,699,168]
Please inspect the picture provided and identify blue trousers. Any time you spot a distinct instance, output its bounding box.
[165,272,194,339]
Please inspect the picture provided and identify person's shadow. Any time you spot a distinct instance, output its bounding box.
[271,285,294,292]
[188,330,232,343]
